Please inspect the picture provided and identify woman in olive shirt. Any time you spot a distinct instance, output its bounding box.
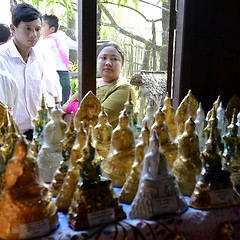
[63,42,135,129]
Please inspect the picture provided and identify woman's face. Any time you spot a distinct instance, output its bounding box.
[97,46,123,83]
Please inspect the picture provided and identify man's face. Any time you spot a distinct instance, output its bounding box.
[41,20,55,37]
[11,19,42,49]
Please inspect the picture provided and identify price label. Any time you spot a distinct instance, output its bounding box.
[152,195,178,214]
[210,189,234,205]
[88,208,115,227]
[19,218,50,239]
[231,172,240,186]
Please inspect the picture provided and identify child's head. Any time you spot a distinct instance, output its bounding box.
[41,14,59,36]
[12,3,42,28]
[0,24,11,45]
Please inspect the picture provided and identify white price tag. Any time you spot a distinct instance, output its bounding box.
[152,195,178,214]
[231,172,240,186]
[87,208,115,227]
[210,189,234,205]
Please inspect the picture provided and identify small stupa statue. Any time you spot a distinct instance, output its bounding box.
[225,94,240,125]
[172,116,202,196]
[142,99,155,131]
[162,92,177,139]
[0,136,58,239]
[189,125,240,209]
[50,113,77,197]
[74,91,101,131]
[68,126,126,230]
[222,109,240,189]
[151,107,178,168]
[0,116,20,193]
[194,103,206,152]
[119,122,150,204]
[32,93,51,157]
[37,104,68,183]
[0,107,9,147]
[129,130,187,219]
[203,106,224,154]
[175,90,199,142]
[94,106,113,159]
[102,108,135,187]
[217,102,228,136]
[55,121,87,212]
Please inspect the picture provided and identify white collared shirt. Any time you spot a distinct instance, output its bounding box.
[43,31,78,71]
[0,39,50,134]
[0,69,19,119]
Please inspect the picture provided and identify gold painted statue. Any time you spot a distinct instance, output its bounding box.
[37,105,68,183]
[189,125,240,209]
[175,90,199,142]
[55,121,87,212]
[74,91,101,131]
[32,94,51,157]
[222,109,240,190]
[172,116,202,196]
[68,126,126,230]
[102,108,135,187]
[0,136,58,239]
[0,107,9,147]
[129,130,187,219]
[162,92,177,139]
[94,106,113,158]
[151,107,178,168]
[119,122,150,204]
[50,113,77,197]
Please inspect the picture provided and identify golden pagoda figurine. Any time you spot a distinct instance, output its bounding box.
[151,107,178,168]
[102,108,135,187]
[50,113,77,197]
[74,91,101,131]
[68,126,126,230]
[55,121,87,212]
[129,130,187,219]
[0,106,9,147]
[225,94,240,125]
[172,116,202,196]
[175,90,199,142]
[119,122,150,204]
[189,125,240,209]
[0,116,20,193]
[37,104,68,183]
[0,136,58,239]
[203,106,224,154]
[162,92,177,139]
[32,93,51,157]
[94,106,113,159]
[222,109,240,190]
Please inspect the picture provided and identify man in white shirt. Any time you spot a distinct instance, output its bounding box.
[41,14,78,105]
[0,23,11,45]
[0,69,18,119]
[0,3,59,140]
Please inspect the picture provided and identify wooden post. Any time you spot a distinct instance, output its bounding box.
[78,0,97,102]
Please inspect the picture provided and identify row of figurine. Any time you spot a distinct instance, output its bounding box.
[0,89,239,238]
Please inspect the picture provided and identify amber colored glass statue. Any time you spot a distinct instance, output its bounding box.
[32,94,51,157]
[102,108,135,187]
[129,130,187,219]
[162,92,177,139]
[222,109,240,189]
[50,113,77,197]
[175,90,198,142]
[68,126,126,230]
[37,105,68,183]
[94,106,113,159]
[0,136,58,239]
[55,121,87,212]
[172,116,202,196]
[151,107,178,168]
[119,122,150,204]
[189,125,240,209]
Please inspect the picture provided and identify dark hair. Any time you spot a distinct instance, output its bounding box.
[12,3,42,28]
[0,24,11,42]
[43,14,59,33]
[97,41,125,64]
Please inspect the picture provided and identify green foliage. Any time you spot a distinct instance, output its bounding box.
[69,61,78,95]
